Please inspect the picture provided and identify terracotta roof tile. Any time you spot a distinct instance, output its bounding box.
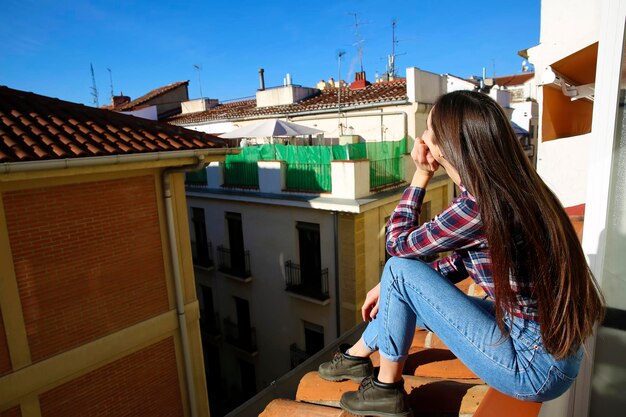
[112,81,189,111]
[0,85,227,163]
[168,79,408,125]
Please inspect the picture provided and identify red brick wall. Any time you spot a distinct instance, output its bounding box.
[0,407,21,417]
[39,337,183,417]
[0,309,11,376]
[3,176,169,362]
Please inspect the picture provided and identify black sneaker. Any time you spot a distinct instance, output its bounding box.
[318,344,374,382]
[340,376,412,417]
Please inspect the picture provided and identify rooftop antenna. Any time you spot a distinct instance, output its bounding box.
[193,64,203,98]
[337,49,346,135]
[391,19,397,77]
[107,68,114,99]
[90,63,99,107]
[350,13,364,72]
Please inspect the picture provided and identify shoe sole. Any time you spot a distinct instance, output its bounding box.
[318,373,367,382]
[340,399,413,417]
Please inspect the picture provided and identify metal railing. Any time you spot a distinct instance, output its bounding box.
[223,317,257,354]
[370,157,404,190]
[192,241,213,268]
[284,261,329,301]
[289,343,311,369]
[217,245,251,279]
[285,163,331,192]
[223,161,259,188]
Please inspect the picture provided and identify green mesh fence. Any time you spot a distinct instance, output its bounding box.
[222,139,406,192]
[223,150,260,187]
[185,169,207,186]
[367,138,406,190]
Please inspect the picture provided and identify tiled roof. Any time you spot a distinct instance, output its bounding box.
[492,73,534,87]
[168,79,408,125]
[113,80,189,111]
[0,85,227,163]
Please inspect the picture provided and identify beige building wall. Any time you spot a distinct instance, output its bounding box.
[0,163,209,417]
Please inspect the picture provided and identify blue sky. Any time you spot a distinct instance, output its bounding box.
[0,0,540,106]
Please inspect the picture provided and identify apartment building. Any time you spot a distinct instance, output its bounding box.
[166,67,464,413]
[0,86,234,417]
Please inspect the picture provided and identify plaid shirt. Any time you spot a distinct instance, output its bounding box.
[386,186,539,321]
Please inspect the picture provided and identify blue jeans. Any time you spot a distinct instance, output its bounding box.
[361,257,583,402]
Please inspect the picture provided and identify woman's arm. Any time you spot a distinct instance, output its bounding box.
[386,187,484,257]
[431,252,470,283]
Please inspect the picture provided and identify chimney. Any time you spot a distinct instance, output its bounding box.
[112,92,131,107]
[349,71,370,90]
[259,68,265,91]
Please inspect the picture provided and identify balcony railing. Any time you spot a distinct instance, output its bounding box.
[217,245,251,279]
[192,241,213,269]
[223,317,257,354]
[370,157,404,190]
[284,261,329,302]
[289,343,311,369]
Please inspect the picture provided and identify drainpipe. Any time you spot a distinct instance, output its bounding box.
[162,156,207,417]
[333,212,341,338]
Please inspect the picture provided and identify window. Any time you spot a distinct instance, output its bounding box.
[297,222,322,292]
[304,321,324,356]
[284,222,329,301]
[200,286,218,335]
[227,212,245,274]
[217,212,251,279]
[191,207,212,268]
[238,359,256,400]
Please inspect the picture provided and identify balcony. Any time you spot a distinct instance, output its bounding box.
[223,317,257,355]
[194,140,413,199]
[289,343,311,369]
[191,240,213,269]
[217,245,251,281]
[284,261,329,303]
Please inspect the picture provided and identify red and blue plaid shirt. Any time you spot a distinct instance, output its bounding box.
[386,186,539,321]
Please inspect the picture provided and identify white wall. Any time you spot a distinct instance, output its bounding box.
[445,75,476,93]
[406,67,444,104]
[291,107,409,142]
[536,133,591,207]
[188,198,338,392]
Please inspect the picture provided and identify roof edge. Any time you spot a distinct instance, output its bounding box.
[0,148,239,175]
[171,99,410,127]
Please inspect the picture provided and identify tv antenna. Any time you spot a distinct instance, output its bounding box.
[194,64,203,98]
[349,13,364,72]
[107,68,114,99]
[90,63,99,107]
[388,19,406,78]
[337,49,346,135]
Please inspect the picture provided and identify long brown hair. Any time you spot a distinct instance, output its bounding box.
[430,90,604,358]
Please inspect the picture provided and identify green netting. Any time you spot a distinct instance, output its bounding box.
[222,139,406,191]
[223,149,260,187]
[367,138,406,189]
[185,169,207,185]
